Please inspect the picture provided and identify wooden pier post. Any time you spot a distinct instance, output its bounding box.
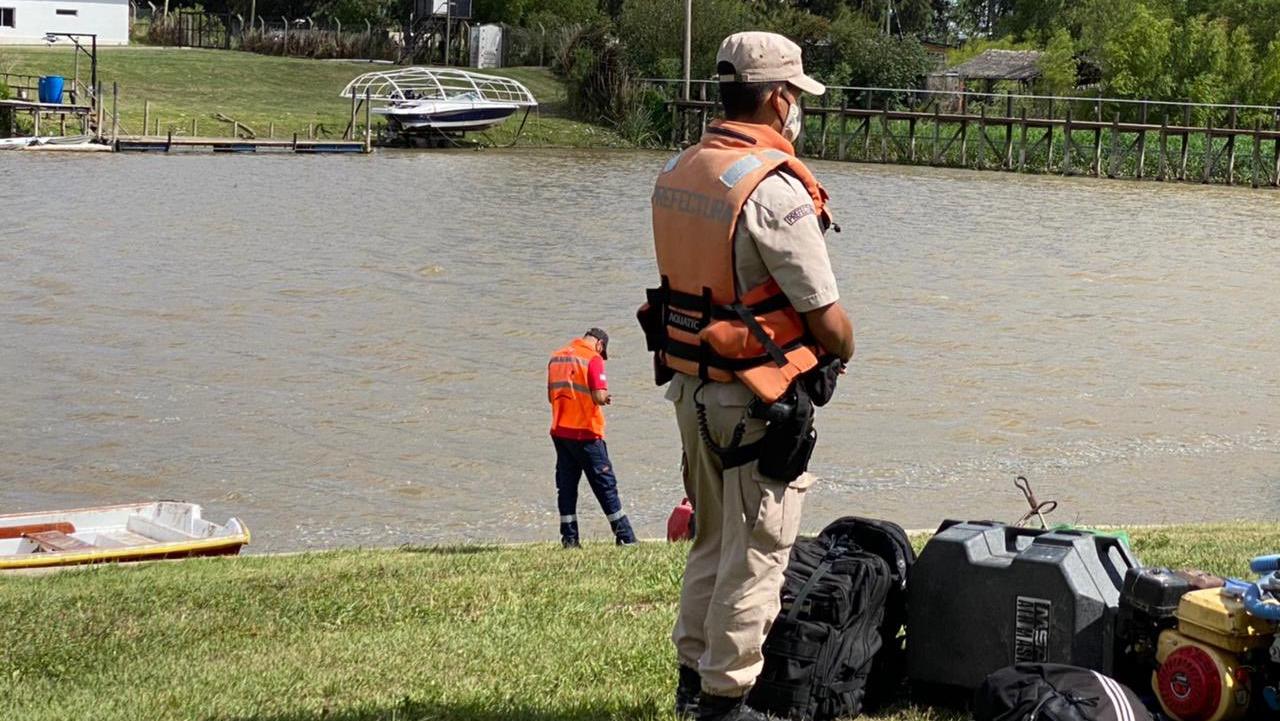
[959,115,969,167]
[862,93,872,159]
[33,108,40,137]
[144,100,151,137]
[1179,107,1191,181]
[1272,132,1280,187]
[1045,103,1055,172]
[977,106,986,170]
[908,116,917,162]
[269,121,275,139]
[1158,116,1169,181]
[931,107,941,165]
[1202,117,1214,184]
[880,100,889,162]
[1225,106,1238,186]
[837,98,849,161]
[1003,112,1013,169]
[1136,103,1148,179]
[1251,120,1261,188]
[819,105,829,159]
[349,91,358,141]
[111,82,119,142]
[1063,110,1073,175]
[1108,113,1120,178]
[364,89,372,152]
[1017,109,1027,171]
[669,102,678,148]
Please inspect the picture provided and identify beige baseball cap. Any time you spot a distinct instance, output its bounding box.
[716,31,825,96]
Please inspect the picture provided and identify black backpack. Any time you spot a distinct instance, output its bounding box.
[974,664,1153,721]
[748,517,912,721]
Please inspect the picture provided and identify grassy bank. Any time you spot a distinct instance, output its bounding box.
[0,47,627,147]
[2,523,1279,721]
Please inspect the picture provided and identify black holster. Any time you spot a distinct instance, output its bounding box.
[750,383,818,483]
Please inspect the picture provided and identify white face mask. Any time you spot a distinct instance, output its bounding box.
[778,96,802,142]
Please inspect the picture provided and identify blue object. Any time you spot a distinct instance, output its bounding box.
[1224,556,1280,621]
[37,76,64,104]
[1251,554,1280,573]
[1265,687,1280,711]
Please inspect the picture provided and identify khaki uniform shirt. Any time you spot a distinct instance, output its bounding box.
[733,170,839,313]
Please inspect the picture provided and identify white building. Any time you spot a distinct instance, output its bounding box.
[0,0,130,46]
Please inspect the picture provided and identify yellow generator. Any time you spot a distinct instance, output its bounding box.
[1153,589,1278,721]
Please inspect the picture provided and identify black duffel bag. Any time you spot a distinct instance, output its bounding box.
[974,664,1153,721]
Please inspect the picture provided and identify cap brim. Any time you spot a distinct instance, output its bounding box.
[790,74,825,96]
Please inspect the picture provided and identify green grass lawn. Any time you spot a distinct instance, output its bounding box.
[0,47,625,146]
[2,523,1278,721]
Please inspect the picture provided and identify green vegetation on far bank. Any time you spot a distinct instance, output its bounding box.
[0,47,628,147]
[3,523,1280,721]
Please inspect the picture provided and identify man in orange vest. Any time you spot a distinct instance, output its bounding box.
[640,32,854,721]
[547,328,637,548]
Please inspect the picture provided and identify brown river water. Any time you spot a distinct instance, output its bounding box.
[2,149,1278,551]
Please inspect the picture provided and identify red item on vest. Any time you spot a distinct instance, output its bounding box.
[667,498,695,542]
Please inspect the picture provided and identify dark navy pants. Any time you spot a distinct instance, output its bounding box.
[552,436,636,544]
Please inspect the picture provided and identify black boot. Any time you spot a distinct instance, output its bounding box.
[675,665,700,719]
[697,692,772,721]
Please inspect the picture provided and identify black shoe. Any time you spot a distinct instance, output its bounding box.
[698,693,773,721]
[675,665,700,719]
[561,538,580,549]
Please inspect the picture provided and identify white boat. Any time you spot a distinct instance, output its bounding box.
[0,135,105,151]
[341,67,537,135]
[0,501,249,570]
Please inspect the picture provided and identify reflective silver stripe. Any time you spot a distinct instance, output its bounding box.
[560,514,578,523]
[606,510,627,522]
[719,154,763,188]
[663,151,683,173]
[761,149,789,162]
[1091,671,1133,721]
[548,381,592,394]
[549,355,590,367]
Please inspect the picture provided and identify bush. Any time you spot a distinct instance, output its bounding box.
[556,23,665,145]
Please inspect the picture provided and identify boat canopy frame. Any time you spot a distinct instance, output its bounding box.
[341,67,538,107]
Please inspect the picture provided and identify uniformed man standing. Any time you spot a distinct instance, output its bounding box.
[639,32,855,721]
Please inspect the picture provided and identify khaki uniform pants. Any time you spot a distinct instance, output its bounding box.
[667,372,813,697]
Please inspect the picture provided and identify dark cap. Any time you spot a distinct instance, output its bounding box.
[585,327,609,360]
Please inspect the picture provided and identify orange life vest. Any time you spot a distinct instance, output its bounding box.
[640,120,833,404]
[547,338,605,439]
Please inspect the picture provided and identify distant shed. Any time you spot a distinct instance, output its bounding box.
[928,49,1043,93]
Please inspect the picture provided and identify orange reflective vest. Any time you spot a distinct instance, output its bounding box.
[640,120,833,404]
[547,338,605,439]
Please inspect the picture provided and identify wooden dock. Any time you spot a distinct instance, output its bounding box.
[664,84,1280,189]
[113,135,370,154]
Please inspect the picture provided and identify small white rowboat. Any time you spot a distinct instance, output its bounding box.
[0,501,249,571]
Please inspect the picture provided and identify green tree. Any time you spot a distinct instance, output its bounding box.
[1103,4,1175,98]
[824,9,934,88]
[1002,0,1067,41]
[1258,38,1280,105]
[1222,24,1257,104]
[1169,15,1228,104]
[618,0,748,78]
[1069,0,1141,60]
[1036,27,1076,94]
